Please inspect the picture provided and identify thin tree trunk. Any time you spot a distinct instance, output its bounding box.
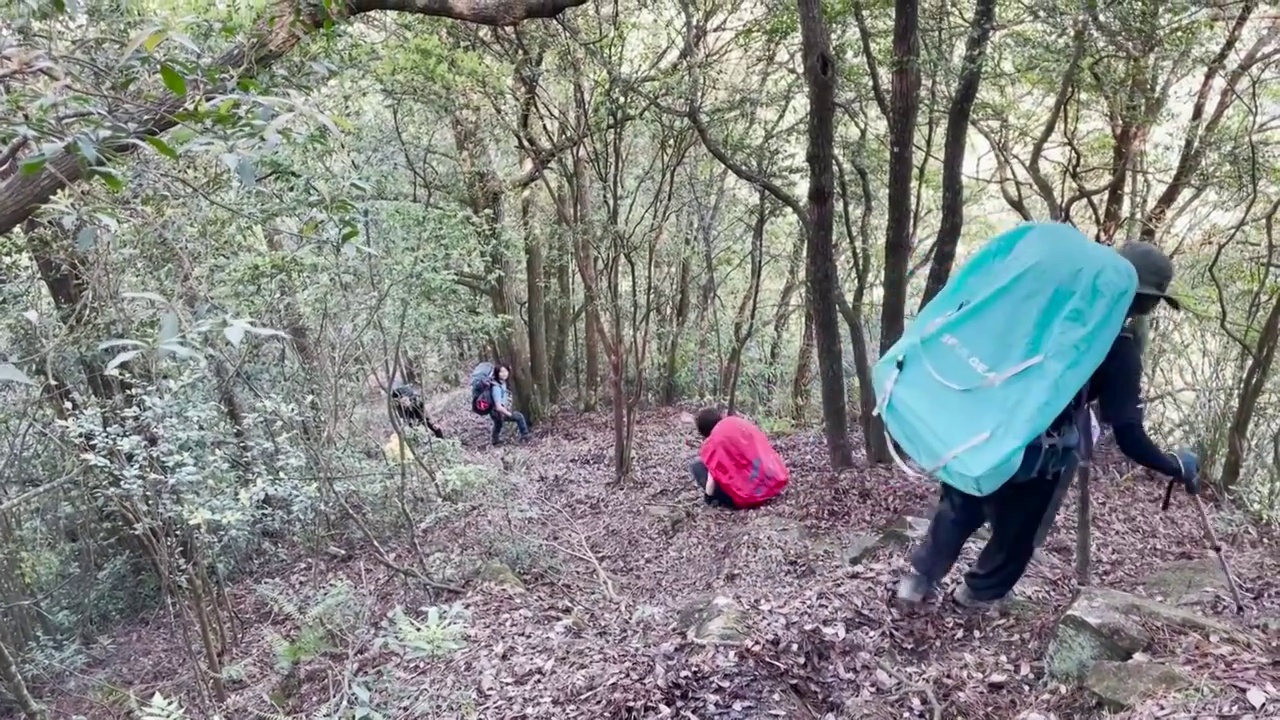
[919,0,996,308]
[724,193,768,413]
[574,148,600,411]
[791,301,815,422]
[0,637,44,720]
[1222,284,1280,489]
[766,232,805,384]
[662,252,693,404]
[550,244,572,400]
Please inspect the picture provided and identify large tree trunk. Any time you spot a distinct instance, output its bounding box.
[797,0,854,468]
[836,147,889,461]
[0,0,587,237]
[918,0,995,308]
[523,178,549,407]
[451,111,537,419]
[879,0,921,353]
[517,49,550,410]
[549,233,572,401]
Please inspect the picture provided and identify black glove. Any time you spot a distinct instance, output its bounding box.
[1169,449,1200,495]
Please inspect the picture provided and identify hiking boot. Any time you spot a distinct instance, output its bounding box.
[952,583,1005,610]
[895,573,934,606]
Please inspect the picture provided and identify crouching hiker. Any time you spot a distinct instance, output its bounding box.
[689,408,789,509]
[870,225,1201,611]
[389,383,446,439]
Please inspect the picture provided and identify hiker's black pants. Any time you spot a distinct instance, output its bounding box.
[491,411,528,443]
[911,472,1062,601]
[689,460,736,508]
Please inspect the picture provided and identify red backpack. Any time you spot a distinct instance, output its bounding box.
[699,416,789,508]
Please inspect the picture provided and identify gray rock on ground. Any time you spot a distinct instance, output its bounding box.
[1137,557,1229,606]
[1084,660,1189,711]
[842,515,930,566]
[678,594,745,645]
[1046,587,1252,710]
[478,560,525,591]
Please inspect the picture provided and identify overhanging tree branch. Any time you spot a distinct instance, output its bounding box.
[0,0,588,238]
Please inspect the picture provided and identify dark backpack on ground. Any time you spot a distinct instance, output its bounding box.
[470,362,495,415]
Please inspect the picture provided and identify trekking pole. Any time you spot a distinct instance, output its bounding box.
[1160,478,1244,613]
[1190,495,1245,614]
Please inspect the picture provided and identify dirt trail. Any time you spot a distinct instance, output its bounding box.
[38,398,1280,719]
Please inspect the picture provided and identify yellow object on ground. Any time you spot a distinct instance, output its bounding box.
[383,435,415,464]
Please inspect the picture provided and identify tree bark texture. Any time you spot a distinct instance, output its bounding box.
[797,0,854,468]
[879,0,921,353]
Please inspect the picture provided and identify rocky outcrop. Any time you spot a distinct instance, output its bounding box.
[478,560,525,591]
[1084,660,1188,711]
[646,504,693,537]
[1137,558,1228,606]
[1046,589,1152,682]
[678,595,745,645]
[1046,587,1250,710]
[879,515,931,546]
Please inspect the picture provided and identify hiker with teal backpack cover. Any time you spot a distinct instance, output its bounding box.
[883,223,1203,609]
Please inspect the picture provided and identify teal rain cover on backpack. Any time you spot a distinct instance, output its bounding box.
[871,222,1138,496]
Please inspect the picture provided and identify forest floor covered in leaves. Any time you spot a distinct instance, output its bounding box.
[42,395,1280,720]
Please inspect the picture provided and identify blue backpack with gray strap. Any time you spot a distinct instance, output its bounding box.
[871,222,1138,496]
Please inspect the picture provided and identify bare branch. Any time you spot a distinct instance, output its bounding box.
[1027,20,1087,220]
[0,0,589,237]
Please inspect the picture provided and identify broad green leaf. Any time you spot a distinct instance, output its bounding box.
[119,25,165,64]
[159,310,180,344]
[144,136,179,160]
[236,157,256,189]
[105,349,142,374]
[93,168,125,192]
[0,364,35,386]
[75,136,99,164]
[143,31,167,53]
[19,155,47,175]
[160,64,187,96]
[75,226,96,251]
